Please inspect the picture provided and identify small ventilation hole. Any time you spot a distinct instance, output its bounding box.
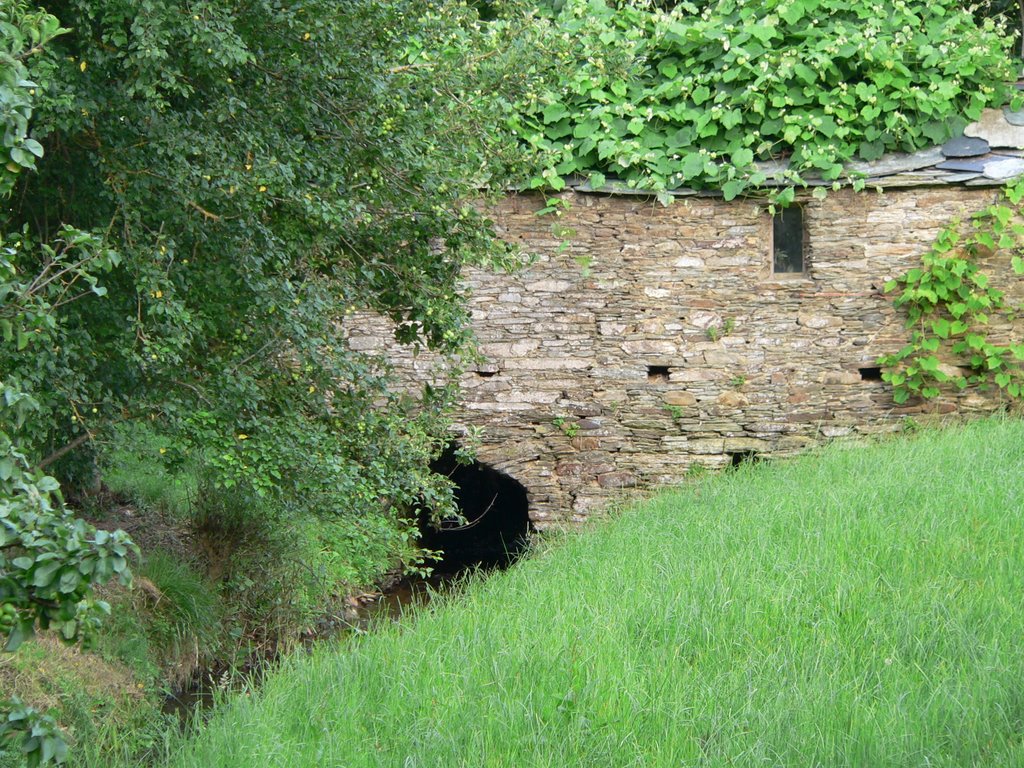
[647,365,670,383]
[859,367,883,381]
[476,370,497,379]
[728,451,759,468]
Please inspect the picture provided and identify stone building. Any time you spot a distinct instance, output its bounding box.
[346,109,1024,541]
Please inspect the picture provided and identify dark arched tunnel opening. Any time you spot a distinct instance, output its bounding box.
[419,446,533,572]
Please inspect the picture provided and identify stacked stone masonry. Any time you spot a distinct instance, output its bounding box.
[345,187,1024,527]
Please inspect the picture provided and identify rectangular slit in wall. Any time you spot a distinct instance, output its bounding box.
[476,370,497,378]
[647,365,670,383]
[772,205,805,274]
[859,366,883,381]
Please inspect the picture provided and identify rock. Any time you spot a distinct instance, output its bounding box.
[724,437,768,453]
[526,279,573,292]
[1004,107,1024,126]
[820,425,853,437]
[621,340,677,355]
[964,109,1024,149]
[663,391,697,407]
[820,371,861,385]
[555,461,584,477]
[846,147,945,175]
[797,313,832,329]
[597,471,637,489]
[982,157,1024,180]
[940,135,991,157]
[716,391,749,408]
[934,157,992,173]
[689,310,721,329]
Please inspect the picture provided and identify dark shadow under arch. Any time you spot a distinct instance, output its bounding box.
[420,446,533,572]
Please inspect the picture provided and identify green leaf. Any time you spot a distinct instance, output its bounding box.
[722,179,746,201]
[4,620,34,652]
[794,63,816,85]
[859,140,885,161]
[731,147,753,167]
[780,2,807,24]
[658,61,678,79]
[541,103,568,124]
[931,318,950,339]
[32,561,62,588]
[680,152,705,178]
[22,139,43,158]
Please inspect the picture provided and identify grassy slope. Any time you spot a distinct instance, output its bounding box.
[168,419,1024,767]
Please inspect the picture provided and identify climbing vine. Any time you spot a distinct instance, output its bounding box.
[878,182,1024,404]
[517,0,1018,202]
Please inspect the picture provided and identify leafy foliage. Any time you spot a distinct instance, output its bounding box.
[878,182,1024,403]
[2,0,552,567]
[517,0,1018,201]
[975,0,1024,58]
[0,437,135,654]
[0,699,66,768]
[2,6,139,764]
[0,2,62,197]
[0,435,136,767]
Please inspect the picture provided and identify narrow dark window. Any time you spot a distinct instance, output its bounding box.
[772,206,805,274]
[859,366,883,381]
[647,365,670,383]
[476,370,497,379]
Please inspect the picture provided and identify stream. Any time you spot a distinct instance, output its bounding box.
[160,572,464,723]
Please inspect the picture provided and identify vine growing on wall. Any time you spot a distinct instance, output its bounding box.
[516,0,1018,202]
[878,182,1024,404]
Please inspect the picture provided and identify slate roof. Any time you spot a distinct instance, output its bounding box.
[569,106,1024,197]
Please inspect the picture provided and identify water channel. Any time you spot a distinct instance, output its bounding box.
[163,452,533,723]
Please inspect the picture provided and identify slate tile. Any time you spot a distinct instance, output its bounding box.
[981,157,1024,180]
[941,135,991,157]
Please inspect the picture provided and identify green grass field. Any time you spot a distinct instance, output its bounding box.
[166,418,1024,767]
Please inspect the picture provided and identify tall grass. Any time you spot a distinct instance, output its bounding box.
[167,419,1024,767]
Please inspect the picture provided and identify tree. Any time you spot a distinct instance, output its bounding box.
[2,0,552,563]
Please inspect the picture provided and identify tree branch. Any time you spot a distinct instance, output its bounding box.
[187,201,222,221]
[38,433,92,471]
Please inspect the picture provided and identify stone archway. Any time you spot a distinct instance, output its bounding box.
[420,446,532,571]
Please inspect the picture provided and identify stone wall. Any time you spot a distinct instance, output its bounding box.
[345,186,1024,526]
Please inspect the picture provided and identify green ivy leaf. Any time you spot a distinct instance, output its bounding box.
[721,179,746,201]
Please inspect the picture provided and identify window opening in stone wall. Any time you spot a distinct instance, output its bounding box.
[647,365,670,383]
[476,370,497,379]
[772,205,805,274]
[859,366,883,381]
